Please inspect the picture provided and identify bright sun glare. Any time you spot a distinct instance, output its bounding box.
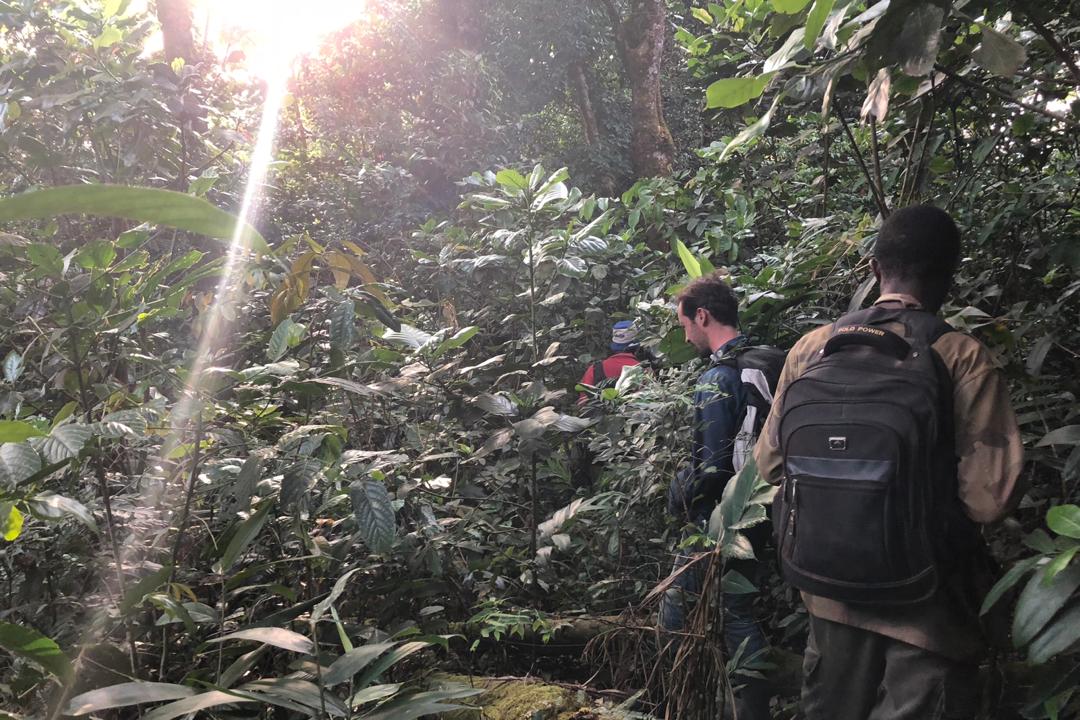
[195,0,369,77]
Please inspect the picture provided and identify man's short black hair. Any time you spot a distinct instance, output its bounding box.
[874,205,961,293]
[676,271,739,327]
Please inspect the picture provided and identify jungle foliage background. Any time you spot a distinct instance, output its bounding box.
[0,0,1078,717]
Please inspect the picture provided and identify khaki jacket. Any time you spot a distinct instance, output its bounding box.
[754,294,1025,660]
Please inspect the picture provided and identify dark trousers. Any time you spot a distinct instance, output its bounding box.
[802,615,980,720]
[658,532,772,720]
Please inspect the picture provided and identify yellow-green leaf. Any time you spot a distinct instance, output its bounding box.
[705,74,773,109]
[771,0,811,13]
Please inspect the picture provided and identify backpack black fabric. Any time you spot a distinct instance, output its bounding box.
[718,345,787,473]
[774,306,959,605]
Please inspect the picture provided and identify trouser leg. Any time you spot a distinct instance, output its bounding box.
[801,615,886,720]
[658,543,704,638]
[868,638,980,720]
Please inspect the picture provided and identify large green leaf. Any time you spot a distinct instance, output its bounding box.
[1013,563,1080,648]
[705,75,773,109]
[208,627,315,654]
[349,480,396,554]
[674,239,702,279]
[980,556,1041,615]
[0,622,71,681]
[29,492,96,531]
[0,443,40,488]
[804,0,836,48]
[34,424,92,463]
[1028,603,1080,664]
[771,0,811,13]
[0,421,44,443]
[213,499,273,574]
[66,682,197,715]
[0,185,269,254]
[267,318,305,362]
[1048,505,1080,540]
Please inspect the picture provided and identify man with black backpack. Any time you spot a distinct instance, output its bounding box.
[660,272,784,720]
[755,206,1024,719]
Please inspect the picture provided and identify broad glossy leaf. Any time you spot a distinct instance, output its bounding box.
[1028,603,1080,664]
[1048,505,1080,540]
[771,0,811,12]
[382,324,433,350]
[474,393,517,416]
[433,326,479,357]
[66,682,196,715]
[0,421,44,443]
[35,424,92,463]
[308,377,382,397]
[212,499,273,574]
[1013,563,1080,648]
[722,569,757,594]
[349,480,395,553]
[0,622,71,680]
[208,627,314,654]
[267,318,305,362]
[473,428,513,459]
[29,492,95,531]
[1,504,23,541]
[360,687,482,720]
[980,556,1040,615]
[0,443,39,488]
[804,0,835,48]
[0,186,269,254]
[705,75,772,109]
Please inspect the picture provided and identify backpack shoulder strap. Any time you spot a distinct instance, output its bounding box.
[591,359,606,384]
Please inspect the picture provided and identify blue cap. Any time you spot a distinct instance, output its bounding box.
[610,320,639,351]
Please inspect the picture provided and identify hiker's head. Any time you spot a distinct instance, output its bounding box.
[610,320,639,352]
[675,272,739,354]
[871,205,961,312]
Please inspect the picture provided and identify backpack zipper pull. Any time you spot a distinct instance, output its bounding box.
[788,476,798,537]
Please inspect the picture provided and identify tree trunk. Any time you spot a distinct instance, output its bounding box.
[156,0,196,65]
[601,0,676,177]
[568,60,601,146]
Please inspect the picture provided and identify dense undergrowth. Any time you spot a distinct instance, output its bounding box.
[0,0,1078,718]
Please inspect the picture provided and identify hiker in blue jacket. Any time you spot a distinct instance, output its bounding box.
[660,272,772,720]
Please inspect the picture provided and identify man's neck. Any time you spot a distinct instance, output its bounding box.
[708,326,740,354]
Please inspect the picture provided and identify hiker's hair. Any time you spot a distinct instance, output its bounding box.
[874,205,961,306]
[676,272,739,328]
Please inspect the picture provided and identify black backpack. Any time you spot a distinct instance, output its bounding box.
[717,345,787,474]
[774,306,961,605]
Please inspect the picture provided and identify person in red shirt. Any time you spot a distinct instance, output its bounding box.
[577,320,641,405]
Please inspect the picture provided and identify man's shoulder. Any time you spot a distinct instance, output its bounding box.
[931,329,1000,384]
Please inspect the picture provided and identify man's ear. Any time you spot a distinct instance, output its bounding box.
[870,257,882,283]
[696,307,709,326]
